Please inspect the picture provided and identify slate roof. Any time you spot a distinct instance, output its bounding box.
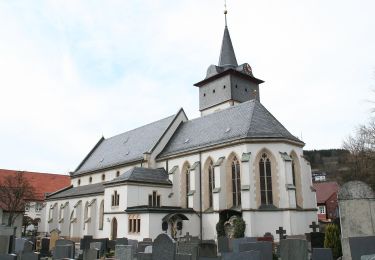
[218,26,238,67]
[46,182,105,200]
[0,169,70,201]
[105,167,171,186]
[159,99,302,158]
[73,114,177,175]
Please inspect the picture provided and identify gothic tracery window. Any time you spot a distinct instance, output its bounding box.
[186,167,190,208]
[231,156,241,207]
[259,153,273,205]
[208,160,215,208]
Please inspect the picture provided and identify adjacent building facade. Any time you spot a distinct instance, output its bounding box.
[44,22,317,242]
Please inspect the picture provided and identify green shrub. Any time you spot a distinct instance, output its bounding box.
[324,223,342,259]
[216,219,226,237]
[233,217,246,238]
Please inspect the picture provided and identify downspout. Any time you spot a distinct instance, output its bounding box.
[199,152,203,241]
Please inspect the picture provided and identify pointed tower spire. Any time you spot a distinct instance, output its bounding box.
[218,1,238,67]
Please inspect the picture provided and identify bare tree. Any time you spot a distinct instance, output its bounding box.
[0,171,36,226]
[343,119,375,189]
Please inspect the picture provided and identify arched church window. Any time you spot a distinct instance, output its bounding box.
[231,156,241,207]
[259,153,273,205]
[102,174,105,181]
[208,160,215,208]
[186,167,190,208]
[99,200,104,230]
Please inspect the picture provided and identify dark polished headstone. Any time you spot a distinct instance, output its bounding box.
[198,243,217,257]
[349,236,375,260]
[312,248,333,260]
[221,250,261,260]
[152,233,176,260]
[310,232,325,248]
[40,238,50,257]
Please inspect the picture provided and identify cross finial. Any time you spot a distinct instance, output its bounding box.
[224,0,228,27]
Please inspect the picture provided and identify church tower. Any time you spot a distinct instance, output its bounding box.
[194,10,264,116]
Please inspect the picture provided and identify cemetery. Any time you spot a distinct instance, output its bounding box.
[0,180,374,260]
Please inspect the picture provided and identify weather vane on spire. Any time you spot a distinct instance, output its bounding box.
[224,0,228,27]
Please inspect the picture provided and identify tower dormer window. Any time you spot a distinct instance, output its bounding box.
[148,191,161,207]
[102,174,105,181]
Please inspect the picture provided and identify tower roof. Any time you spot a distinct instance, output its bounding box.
[218,26,238,67]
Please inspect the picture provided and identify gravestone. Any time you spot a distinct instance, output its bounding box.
[312,248,333,260]
[145,246,152,253]
[80,235,93,250]
[53,244,73,260]
[217,237,230,253]
[310,232,325,248]
[221,250,261,260]
[239,241,273,260]
[338,181,375,260]
[15,238,33,254]
[276,227,286,241]
[138,241,153,253]
[198,242,217,257]
[0,236,11,254]
[40,238,50,257]
[128,239,139,253]
[49,229,60,251]
[143,238,152,242]
[85,248,99,260]
[116,237,128,245]
[0,254,17,260]
[361,255,375,260]
[231,237,257,253]
[138,252,152,260]
[280,239,308,260]
[349,236,375,260]
[309,221,320,232]
[153,233,176,260]
[20,252,40,260]
[176,253,192,260]
[115,245,134,260]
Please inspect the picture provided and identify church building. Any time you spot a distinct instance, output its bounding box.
[43,15,317,242]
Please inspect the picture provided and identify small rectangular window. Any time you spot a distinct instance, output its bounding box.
[157,195,161,207]
[152,191,157,207]
[148,195,152,207]
[128,219,132,233]
[133,219,137,232]
[137,219,141,233]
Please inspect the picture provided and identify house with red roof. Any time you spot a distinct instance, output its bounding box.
[313,181,339,222]
[0,169,70,236]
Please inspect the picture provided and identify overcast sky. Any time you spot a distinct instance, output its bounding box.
[0,0,374,174]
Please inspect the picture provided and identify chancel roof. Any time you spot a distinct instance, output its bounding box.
[105,167,171,186]
[73,114,177,175]
[159,99,302,158]
[46,182,104,200]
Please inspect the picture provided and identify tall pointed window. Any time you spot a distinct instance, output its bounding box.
[186,167,190,208]
[231,157,241,207]
[208,161,215,208]
[99,200,104,230]
[259,153,273,205]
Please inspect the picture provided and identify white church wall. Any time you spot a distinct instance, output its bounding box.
[126,185,173,208]
[202,213,219,240]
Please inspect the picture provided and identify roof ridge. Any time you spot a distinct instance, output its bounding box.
[105,113,176,141]
[0,169,66,176]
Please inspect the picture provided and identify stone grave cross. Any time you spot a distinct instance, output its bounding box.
[309,221,319,232]
[276,226,286,240]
